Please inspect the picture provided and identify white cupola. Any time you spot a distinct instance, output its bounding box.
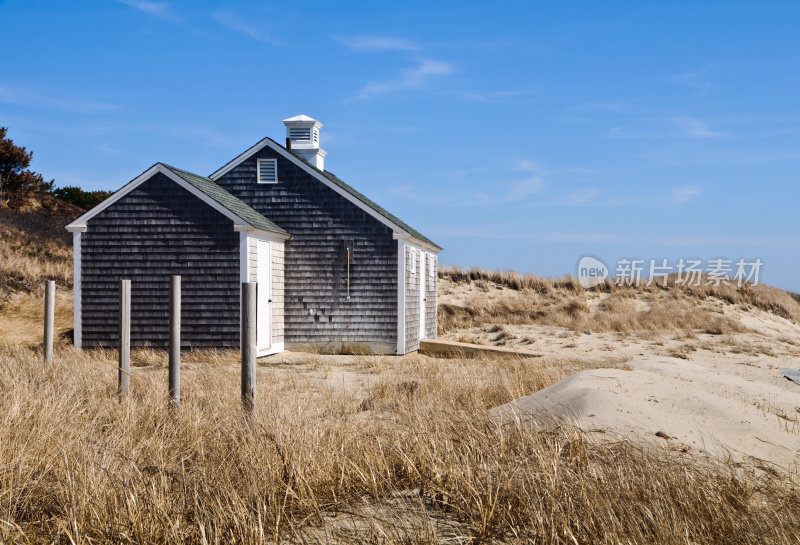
[282,114,326,171]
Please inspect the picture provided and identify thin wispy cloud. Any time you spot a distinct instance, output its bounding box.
[460,88,537,104]
[354,59,454,99]
[0,85,118,114]
[673,117,724,138]
[606,116,724,140]
[433,229,800,250]
[214,12,281,45]
[431,228,629,245]
[670,66,718,95]
[118,0,181,22]
[338,35,418,51]
[390,174,542,208]
[670,185,702,204]
[562,187,598,205]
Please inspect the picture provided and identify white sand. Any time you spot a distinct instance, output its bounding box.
[494,356,800,472]
[441,280,800,472]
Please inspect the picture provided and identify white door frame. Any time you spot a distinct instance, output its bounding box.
[257,239,272,355]
[419,250,426,342]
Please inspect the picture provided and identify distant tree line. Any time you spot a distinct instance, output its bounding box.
[0,127,110,211]
[48,185,113,211]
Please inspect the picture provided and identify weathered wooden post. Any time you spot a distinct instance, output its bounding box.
[169,275,181,408]
[43,280,55,367]
[241,282,257,414]
[118,279,131,397]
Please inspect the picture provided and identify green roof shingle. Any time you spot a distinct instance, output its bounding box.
[209,137,441,250]
[161,164,289,237]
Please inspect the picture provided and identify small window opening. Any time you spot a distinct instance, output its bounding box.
[257,158,277,184]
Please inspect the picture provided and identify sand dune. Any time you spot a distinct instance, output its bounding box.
[494,356,800,472]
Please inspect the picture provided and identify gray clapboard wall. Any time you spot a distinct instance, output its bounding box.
[80,173,241,348]
[217,148,397,348]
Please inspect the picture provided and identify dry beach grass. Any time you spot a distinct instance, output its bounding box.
[438,265,800,335]
[2,204,800,542]
[1,346,799,544]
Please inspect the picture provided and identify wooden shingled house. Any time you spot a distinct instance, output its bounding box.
[66,115,442,355]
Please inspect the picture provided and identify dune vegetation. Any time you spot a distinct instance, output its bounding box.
[1,346,799,544]
[438,265,800,336]
[1,205,800,543]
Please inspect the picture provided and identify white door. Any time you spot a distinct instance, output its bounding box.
[419,250,426,341]
[257,240,271,354]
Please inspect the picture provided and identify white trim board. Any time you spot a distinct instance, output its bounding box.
[239,231,249,284]
[393,233,441,254]
[73,230,82,350]
[65,163,288,239]
[396,238,406,355]
[208,138,442,253]
[232,224,290,241]
[258,342,284,358]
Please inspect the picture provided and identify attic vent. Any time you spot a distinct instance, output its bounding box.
[289,127,311,141]
[313,128,319,144]
[257,158,277,184]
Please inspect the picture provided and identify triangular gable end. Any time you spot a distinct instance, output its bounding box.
[65,163,290,240]
[208,138,442,253]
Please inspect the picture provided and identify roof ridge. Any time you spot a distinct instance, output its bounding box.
[277,141,440,249]
[161,163,289,237]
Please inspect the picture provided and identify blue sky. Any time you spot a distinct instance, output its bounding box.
[3,1,800,290]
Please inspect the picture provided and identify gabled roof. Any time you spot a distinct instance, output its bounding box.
[208,137,442,252]
[312,158,440,249]
[160,164,288,236]
[66,163,290,239]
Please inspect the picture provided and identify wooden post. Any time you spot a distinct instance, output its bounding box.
[118,279,131,397]
[169,275,181,408]
[241,282,257,413]
[43,280,55,367]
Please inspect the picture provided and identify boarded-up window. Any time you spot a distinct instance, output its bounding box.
[257,158,277,184]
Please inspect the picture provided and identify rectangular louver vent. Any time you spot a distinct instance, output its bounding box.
[257,158,277,184]
[313,128,319,144]
[289,128,311,141]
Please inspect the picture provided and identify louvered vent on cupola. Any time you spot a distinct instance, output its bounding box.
[282,114,327,170]
[289,127,311,141]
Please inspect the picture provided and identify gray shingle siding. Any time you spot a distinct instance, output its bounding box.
[80,173,240,348]
[216,147,397,347]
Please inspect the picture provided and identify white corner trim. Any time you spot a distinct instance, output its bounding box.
[239,231,248,284]
[73,230,82,350]
[232,225,291,241]
[208,138,424,242]
[393,233,442,254]
[397,239,406,355]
